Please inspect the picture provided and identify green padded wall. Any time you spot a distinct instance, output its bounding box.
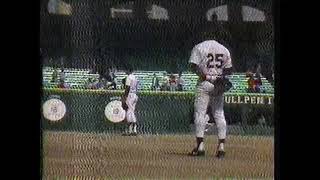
[41,89,274,135]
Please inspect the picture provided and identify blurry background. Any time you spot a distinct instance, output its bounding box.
[40,0,273,79]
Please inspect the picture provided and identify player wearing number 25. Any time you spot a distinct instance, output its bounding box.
[188,40,233,158]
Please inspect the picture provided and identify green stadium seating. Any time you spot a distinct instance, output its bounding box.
[42,67,274,93]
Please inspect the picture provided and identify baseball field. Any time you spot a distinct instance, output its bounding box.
[42,131,274,179]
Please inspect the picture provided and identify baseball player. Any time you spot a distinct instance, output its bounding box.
[122,67,139,136]
[188,40,233,158]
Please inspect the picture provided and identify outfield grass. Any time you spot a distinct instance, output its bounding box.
[42,131,274,179]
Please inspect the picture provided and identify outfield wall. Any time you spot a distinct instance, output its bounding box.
[41,88,274,135]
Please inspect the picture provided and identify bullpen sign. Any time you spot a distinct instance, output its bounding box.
[42,98,66,121]
[105,97,126,123]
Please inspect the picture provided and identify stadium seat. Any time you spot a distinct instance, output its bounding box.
[42,67,274,93]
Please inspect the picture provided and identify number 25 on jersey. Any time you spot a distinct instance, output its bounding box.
[207,53,223,69]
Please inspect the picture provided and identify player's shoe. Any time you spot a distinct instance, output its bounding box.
[129,132,138,136]
[122,132,131,136]
[215,150,225,159]
[189,148,205,156]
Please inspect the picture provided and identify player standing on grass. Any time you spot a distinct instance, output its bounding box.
[189,40,233,158]
[122,67,139,136]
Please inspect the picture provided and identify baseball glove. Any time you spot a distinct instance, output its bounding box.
[214,76,233,92]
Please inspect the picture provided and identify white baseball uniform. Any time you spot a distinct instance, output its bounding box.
[189,40,232,139]
[125,73,139,123]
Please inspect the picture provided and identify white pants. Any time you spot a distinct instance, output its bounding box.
[126,93,138,123]
[194,81,226,139]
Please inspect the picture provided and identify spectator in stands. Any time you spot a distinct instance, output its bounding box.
[151,73,160,91]
[51,68,58,83]
[86,77,94,89]
[86,75,103,90]
[169,73,177,91]
[59,68,65,82]
[177,72,184,91]
[105,68,117,90]
[254,73,262,93]
[246,64,263,93]
[92,78,100,89]
[247,72,255,93]
[58,68,67,87]
[96,76,106,89]
[57,78,69,89]
[161,72,169,91]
